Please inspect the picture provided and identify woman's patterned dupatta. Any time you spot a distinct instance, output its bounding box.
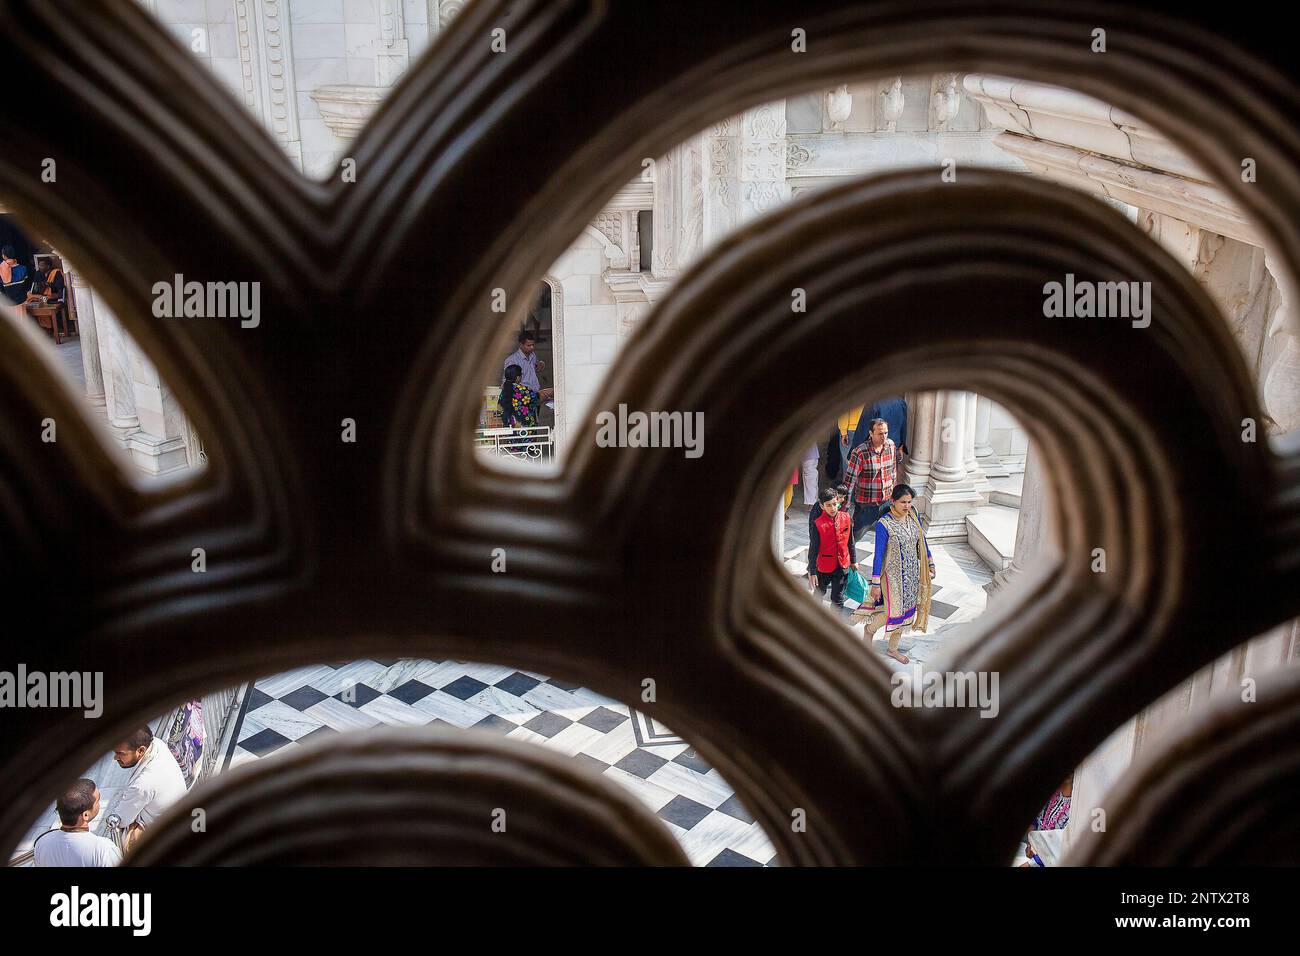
[912,510,933,633]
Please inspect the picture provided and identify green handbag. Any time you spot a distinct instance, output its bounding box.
[843,568,868,609]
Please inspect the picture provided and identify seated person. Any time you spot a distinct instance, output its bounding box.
[39,261,65,301]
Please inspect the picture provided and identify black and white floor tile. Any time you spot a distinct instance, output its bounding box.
[225,659,779,867]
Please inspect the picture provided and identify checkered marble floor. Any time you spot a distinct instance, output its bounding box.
[225,659,777,867]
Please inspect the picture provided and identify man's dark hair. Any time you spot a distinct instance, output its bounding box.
[833,484,849,496]
[517,329,536,344]
[55,778,97,826]
[819,487,838,504]
[503,364,522,385]
[122,727,153,751]
[1,246,14,260]
[869,417,888,432]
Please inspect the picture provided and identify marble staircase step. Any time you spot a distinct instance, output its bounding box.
[965,504,1018,573]
[987,473,1023,509]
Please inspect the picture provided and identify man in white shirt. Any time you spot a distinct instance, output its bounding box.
[32,778,122,867]
[109,727,187,851]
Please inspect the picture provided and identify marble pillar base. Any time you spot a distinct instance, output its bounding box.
[105,419,142,444]
[124,431,190,477]
[903,461,932,489]
[921,477,985,543]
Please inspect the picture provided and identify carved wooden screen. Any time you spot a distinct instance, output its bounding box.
[1,0,1298,865]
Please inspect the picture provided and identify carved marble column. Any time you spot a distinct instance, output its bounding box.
[924,390,983,542]
[903,390,937,489]
[930,391,968,482]
[973,394,1009,476]
[651,137,704,278]
[962,391,980,476]
[89,289,189,475]
[91,291,140,438]
[65,264,105,411]
[125,350,191,477]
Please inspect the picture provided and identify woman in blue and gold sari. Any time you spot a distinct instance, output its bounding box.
[868,483,934,664]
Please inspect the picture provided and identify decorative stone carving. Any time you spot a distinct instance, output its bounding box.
[743,181,785,216]
[588,216,629,270]
[826,84,852,130]
[878,76,904,131]
[438,0,467,28]
[738,103,789,221]
[233,0,304,169]
[592,213,622,249]
[994,134,1255,244]
[929,72,961,130]
[377,0,410,86]
[744,103,785,139]
[786,141,813,172]
[679,140,704,265]
[310,85,388,138]
[741,139,784,182]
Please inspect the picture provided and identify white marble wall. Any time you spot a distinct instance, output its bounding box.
[549,232,618,443]
[149,0,246,100]
[141,0,440,179]
[987,401,1029,459]
[289,0,433,176]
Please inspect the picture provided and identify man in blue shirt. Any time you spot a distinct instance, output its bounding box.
[503,330,553,401]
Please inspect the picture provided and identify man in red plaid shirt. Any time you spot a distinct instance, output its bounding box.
[843,418,897,542]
